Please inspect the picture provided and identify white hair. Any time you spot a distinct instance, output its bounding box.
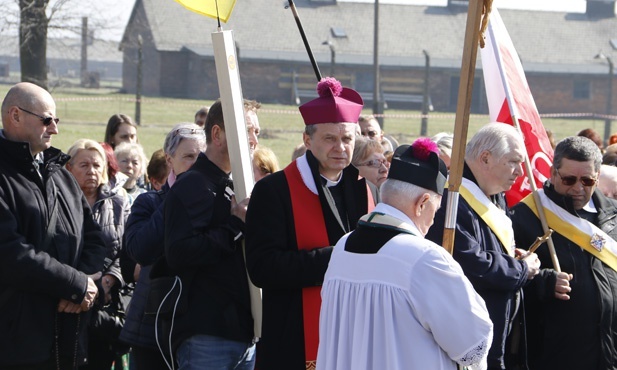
[465,123,524,162]
[381,178,437,206]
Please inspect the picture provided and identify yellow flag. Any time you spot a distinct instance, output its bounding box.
[174,0,237,23]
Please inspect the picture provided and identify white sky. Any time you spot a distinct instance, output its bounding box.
[43,0,592,41]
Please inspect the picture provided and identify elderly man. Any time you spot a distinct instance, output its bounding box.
[511,136,617,370]
[317,138,493,370]
[0,82,105,369]
[426,123,541,370]
[245,78,370,369]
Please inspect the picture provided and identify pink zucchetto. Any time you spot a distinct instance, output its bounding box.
[299,77,364,125]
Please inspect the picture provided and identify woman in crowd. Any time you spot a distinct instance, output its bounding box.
[66,139,131,370]
[352,136,390,205]
[115,142,149,202]
[252,146,280,182]
[119,123,207,370]
[104,114,138,149]
[146,149,170,191]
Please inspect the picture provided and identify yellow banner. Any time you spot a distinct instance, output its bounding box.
[175,0,237,23]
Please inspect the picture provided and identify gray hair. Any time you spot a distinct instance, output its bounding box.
[432,132,454,158]
[114,142,149,178]
[381,178,437,206]
[164,123,207,157]
[553,136,602,172]
[465,123,524,162]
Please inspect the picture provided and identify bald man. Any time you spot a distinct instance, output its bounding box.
[0,83,106,369]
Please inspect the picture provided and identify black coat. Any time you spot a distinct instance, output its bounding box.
[426,165,529,370]
[0,135,106,367]
[164,153,253,348]
[245,151,368,370]
[511,182,617,370]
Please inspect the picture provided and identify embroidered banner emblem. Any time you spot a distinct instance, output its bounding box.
[591,233,606,252]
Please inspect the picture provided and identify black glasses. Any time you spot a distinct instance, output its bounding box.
[18,107,59,126]
[358,158,389,168]
[556,169,597,187]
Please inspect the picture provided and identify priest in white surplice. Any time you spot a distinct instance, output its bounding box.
[317,138,493,370]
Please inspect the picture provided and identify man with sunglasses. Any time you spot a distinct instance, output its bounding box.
[0,82,106,369]
[511,136,617,370]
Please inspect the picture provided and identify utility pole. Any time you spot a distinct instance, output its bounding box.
[135,35,143,126]
[373,0,383,127]
[421,50,431,137]
[80,17,88,87]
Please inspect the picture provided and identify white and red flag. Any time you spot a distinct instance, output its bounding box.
[481,8,554,206]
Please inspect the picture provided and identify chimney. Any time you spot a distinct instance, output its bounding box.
[586,0,616,18]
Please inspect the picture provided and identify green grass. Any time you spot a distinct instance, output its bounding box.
[0,83,607,168]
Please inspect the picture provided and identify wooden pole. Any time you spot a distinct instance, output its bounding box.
[212,29,262,338]
[442,0,486,255]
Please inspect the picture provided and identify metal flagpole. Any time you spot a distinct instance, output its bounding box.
[286,0,322,81]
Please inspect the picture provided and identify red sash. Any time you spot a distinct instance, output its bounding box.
[284,161,328,370]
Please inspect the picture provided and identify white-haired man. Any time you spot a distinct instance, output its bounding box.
[318,138,493,370]
[426,123,541,370]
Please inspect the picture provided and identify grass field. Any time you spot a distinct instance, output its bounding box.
[0,83,608,168]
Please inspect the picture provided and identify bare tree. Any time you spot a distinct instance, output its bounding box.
[20,0,50,89]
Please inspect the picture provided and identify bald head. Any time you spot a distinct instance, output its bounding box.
[1,82,58,156]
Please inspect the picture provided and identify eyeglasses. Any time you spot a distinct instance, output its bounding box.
[172,128,205,138]
[358,158,389,168]
[556,169,597,187]
[361,130,379,138]
[18,107,59,126]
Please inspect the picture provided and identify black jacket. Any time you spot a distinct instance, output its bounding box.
[245,151,368,370]
[0,135,106,367]
[511,182,617,370]
[164,153,253,348]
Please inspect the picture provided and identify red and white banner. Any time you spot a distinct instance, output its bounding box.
[481,8,554,206]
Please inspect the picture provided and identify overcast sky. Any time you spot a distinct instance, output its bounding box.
[46,0,590,41]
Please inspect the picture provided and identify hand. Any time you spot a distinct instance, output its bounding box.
[521,252,541,280]
[554,272,573,301]
[57,299,82,314]
[80,272,101,311]
[101,274,117,304]
[134,264,142,282]
[230,195,250,223]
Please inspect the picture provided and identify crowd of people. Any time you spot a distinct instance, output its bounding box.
[1,79,617,370]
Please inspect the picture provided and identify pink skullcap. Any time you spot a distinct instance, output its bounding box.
[299,77,364,125]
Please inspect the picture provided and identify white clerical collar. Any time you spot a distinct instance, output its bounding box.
[321,173,342,188]
[582,197,598,213]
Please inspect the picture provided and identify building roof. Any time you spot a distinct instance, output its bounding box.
[122,0,617,74]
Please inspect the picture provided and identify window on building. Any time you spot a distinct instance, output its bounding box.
[573,80,590,100]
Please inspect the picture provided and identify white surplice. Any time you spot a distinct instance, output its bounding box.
[317,203,493,370]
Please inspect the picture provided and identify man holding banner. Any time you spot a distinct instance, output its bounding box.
[426,123,540,370]
[245,78,369,370]
[511,136,617,370]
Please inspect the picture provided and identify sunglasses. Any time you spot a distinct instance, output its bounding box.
[358,158,389,168]
[18,107,59,126]
[556,169,597,187]
[361,130,379,138]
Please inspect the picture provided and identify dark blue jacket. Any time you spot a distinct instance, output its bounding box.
[119,184,169,349]
[426,164,529,370]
